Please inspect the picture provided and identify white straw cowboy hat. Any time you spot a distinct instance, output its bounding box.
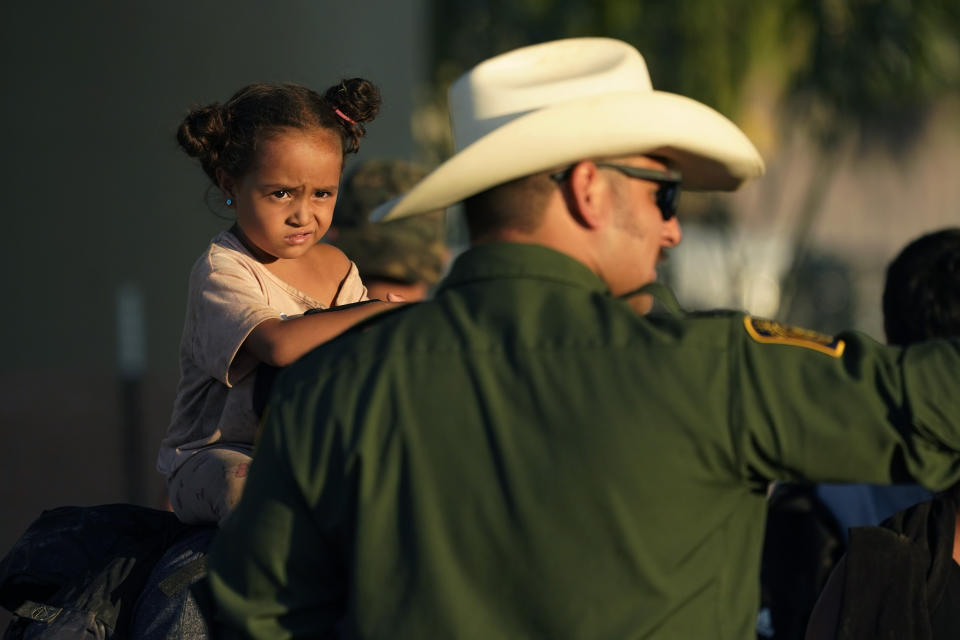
[372,37,765,222]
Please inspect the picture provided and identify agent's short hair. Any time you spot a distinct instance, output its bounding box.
[462,172,556,242]
[882,227,960,345]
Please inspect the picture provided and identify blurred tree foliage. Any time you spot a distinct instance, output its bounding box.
[428,0,960,153]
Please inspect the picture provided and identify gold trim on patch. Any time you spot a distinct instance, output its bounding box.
[744,316,846,358]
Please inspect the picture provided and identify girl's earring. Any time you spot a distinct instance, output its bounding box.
[226,198,233,206]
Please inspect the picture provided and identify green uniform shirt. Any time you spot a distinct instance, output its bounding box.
[208,243,960,639]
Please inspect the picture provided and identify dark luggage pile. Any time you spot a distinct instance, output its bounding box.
[0,504,214,639]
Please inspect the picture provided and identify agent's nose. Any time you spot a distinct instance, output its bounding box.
[661,217,682,248]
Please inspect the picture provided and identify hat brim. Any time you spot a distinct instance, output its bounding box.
[373,90,764,222]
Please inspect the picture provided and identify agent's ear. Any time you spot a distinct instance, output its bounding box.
[215,168,236,203]
[564,161,610,230]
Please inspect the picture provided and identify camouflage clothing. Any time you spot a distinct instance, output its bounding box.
[329,159,448,286]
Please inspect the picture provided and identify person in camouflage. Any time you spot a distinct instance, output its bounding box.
[326,159,450,301]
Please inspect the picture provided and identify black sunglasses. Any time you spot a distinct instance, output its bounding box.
[550,162,682,221]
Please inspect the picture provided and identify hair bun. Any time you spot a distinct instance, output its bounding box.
[176,104,230,182]
[325,78,382,125]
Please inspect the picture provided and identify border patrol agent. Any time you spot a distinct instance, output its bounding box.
[207,38,960,639]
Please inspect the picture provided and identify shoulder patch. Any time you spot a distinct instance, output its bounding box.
[743,316,845,357]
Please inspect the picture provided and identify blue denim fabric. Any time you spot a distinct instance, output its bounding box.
[129,527,215,640]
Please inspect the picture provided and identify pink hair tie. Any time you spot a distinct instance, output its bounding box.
[334,108,357,125]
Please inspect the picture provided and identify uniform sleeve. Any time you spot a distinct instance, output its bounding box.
[731,316,960,490]
[205,374,349,639]
[187,254,282,386]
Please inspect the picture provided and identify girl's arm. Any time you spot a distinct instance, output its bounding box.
[243,300,398,367]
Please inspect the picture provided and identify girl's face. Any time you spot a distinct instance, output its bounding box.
[222,127,342,262]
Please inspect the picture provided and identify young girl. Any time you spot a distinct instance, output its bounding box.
[159,79,394,525]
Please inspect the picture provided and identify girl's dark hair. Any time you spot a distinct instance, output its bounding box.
[176,78,381,185]
[882,227,960,345]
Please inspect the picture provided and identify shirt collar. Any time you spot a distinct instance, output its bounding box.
[437,242,610,295]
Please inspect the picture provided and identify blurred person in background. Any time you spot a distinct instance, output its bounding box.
[757,228,960,639]
[805,227,960,640]
[326,158,450,302]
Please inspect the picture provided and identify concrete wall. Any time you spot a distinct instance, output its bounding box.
[0,0,428,558]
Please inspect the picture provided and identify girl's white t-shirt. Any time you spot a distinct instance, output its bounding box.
[157,230,368,478]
